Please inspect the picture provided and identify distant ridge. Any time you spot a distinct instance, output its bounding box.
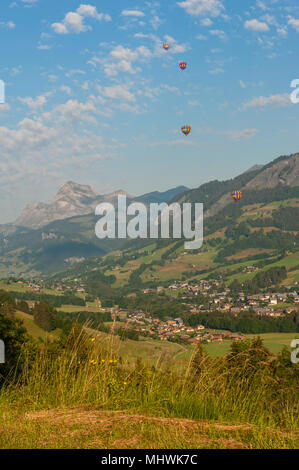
[135,185,189,204]
[14,183,190,230]
[14,182,132,229]
[244,164,263,173]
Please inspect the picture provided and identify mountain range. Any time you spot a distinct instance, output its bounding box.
[0,153,298,278]
[13,182,189,230]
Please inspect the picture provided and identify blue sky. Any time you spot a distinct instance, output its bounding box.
[0,0,299,222]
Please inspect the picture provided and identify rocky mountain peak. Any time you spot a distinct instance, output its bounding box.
[14,182,126,229]
[54,181,99,203]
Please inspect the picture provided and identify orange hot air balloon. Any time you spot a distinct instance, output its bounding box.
[181,125,191,136]
[163,43,170,51]
[231,190,242,202]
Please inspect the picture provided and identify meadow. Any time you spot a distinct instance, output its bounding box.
[0,327,298,449]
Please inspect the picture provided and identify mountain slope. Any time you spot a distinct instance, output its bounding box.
[14,182,190,230]
[135,185,189,204]
[174,153,299,219]
[1,153,298,279]
[14,182,132,230]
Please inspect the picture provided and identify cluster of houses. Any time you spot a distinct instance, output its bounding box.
[12,278,86,296]
[117,310,244,345]
[144,280,299,318]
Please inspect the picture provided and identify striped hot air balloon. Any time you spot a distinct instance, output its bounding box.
[163,43,170,51]
[181,125,191,136]
[232,190,242,202]
[179,62,187,70]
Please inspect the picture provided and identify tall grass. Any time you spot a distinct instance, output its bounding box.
[1,326,297,437]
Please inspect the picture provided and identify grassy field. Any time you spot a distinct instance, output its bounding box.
[57,302,103,313]
[15,310,61,341]
[202,333,298,357]
[0,282,64,296]
[85,327,298,364]
[85,327,188,368]
[1,405,296,449]
[15,309,298,363]
[169,332,298,361]
[0,330,297,449]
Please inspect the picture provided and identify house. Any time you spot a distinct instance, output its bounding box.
[187,337,200,344]
[197,325,205,331]
[285,307,297,314]
[230,307,241,314]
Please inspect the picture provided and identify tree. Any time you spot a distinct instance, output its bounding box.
[0,302,15,319]
[0,292,16,308]
[0,312,29,383]
[17,300,30,314]
[190,342,208,377]
[33,301,55,332]
[226,337,270,379]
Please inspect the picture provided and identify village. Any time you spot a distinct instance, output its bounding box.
[143,279,299,317]
[120,310,245,345]
[6,276,299,345]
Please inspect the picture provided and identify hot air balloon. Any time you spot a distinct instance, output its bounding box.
[231,191,242,202]
[163,43,170,51]
[179,62,187,70]
[181,125,191,136]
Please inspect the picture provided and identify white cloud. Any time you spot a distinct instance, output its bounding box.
[196,34,207,40]
[244,19,269,32]
[209,67,224,74]
[150,15,162,30]
[243,94,291,109]
[48,74,58,82]
[60,85,72,95]
[256,1,268,11]
[0,21,15,29]
[188,100,201,106]
[177,0,224,17]
[0,93,121,221]
[37,44,52,50]
[65,69,86,77]
[0,103,11,111]
[52,4,111,34]
[288,17,299,33]
[121,10,145,17]
[210,29,227,40]
[226,128,259,141]
[19,93,51,110]
[138,84,180,100]
[11,65,23,76]
[201,18,213,26]
[277,28,287,37]
[101,85,135,102]
[100,44,152,76]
